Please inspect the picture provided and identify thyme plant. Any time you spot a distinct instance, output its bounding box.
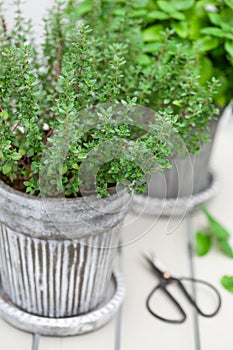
[69,0,220,152]
[0,0,174,197]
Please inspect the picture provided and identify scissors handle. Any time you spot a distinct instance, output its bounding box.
[179,277,222,318]
[146,282,187,324]
[146,277,221,324]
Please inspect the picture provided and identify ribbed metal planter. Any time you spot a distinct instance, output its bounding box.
[0,181,129,319]
[147,119,219,199]
[132,118,220,216]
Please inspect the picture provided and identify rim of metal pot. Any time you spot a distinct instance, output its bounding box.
[131,171,219,217]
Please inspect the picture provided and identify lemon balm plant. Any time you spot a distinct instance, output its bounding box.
[77,0,233,108]
[139,0,233,108]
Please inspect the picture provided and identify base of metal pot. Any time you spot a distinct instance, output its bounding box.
[0,270,125,337]
[131,171,219,217]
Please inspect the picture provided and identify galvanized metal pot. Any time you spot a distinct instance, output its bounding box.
[147,118,219,199]
[0,181,130,318]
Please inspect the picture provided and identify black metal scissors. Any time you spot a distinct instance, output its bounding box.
[144,255,222,324]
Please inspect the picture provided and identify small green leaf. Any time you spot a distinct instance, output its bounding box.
[200,205,231,240]
[157,1,177,13]
[170,12,185,20]
[0,111,9,121]
[172,0,194,10]
[133,0,150,7]
[172,100,183,107]
[208,13,222,27]
[12,153,22,161]
[72,163,79,170]
[143,42,163,54]
[201,27,233,40]
[217,240,233,258]
[146,10,169,21]
[27,149,35,158]
[195,36,220,52]
[113,8,126,16]
[61,164,68,175]
[197,56,213,85]
[195,232,212,256]
[19,148,27,155]
[224,0,233,10]
[142,25,164,42]
[225,40,233,58]
[2,164,12,175]
[201,27,225,37]
[136,54,152,66]
[172,21,188,38]
[221,275,233,293]
[72,0,92,18]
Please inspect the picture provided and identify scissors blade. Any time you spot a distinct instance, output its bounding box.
[143,253,166,278]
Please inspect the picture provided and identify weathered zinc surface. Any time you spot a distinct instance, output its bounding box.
[0,181,129,318]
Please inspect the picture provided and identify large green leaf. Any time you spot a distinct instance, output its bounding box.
[196,36,220,52]
[157,1,186,20]
[220,8,233,28]
[224,0,233,10]
[195,232,212,256]
[170,11,186,20]
[72,0,92,18]
[201,27,233,40]
[142,25,164,42]
[221,275,233,293]
[145,10,170,21]
[143,42,163,54]
[208,13,222,27]
[195,0,219,18]
[188,16,202,39]
[225,40,233,58]
[133,0,150,7]
[2,163,12,175]
[172,0,195,11]
[157,1,177,12]
[218,240,233,258]
[201,27,226,37]
[196,56,213,84]
[129,9,147,17]
[200,205,231,240]
[172,21,188,38]
[136,54,152,66]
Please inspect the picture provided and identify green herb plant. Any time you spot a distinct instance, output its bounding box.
[80,0,233,107]
[68,0,220,154]
[0,0,174,198]
[195,205,233,293]
[0,0,218,198]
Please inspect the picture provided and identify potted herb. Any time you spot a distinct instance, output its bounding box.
[0,0,173,331]
[78,0,233,107]
[72,0,220,210]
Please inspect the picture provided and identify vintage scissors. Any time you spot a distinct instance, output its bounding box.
[144,255,222,324]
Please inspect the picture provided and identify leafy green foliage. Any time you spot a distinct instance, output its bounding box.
[70,1,219,154]
[200,205,231,240]
[195,205,233,258]
[221,275,233,293]
[0,0,176,197]
[195,231,212,256]
[83,0,233,107]
[196,206,233,293]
